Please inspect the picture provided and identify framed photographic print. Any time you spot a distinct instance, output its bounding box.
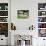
[17,10,29,19]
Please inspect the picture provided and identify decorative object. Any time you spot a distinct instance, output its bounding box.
[38,23,46,28]
[42,12,45,15]
[17,10,29,19]
[5,6,8,10]
[39,29,46,37]
[0,17,8,22]
[40,8,44,10]
[11,23,16,30]
[0,3,8,10]
[38,3,46,10]
[0,23,8,30]
[0,11,8,16]
[0,23,8,37]
[0,6,1,10]
[29,25,35,30]
[38,17,46,22]
[15,35,32,46]
[38,11,46,16]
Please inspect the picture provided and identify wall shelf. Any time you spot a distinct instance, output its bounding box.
[0,10,8,11]
[38,10,46,11]
[38,16,46,17]
[38,28,46,29]
[0,22,8,23]
[38,22,46,23]
[0,16,8,17]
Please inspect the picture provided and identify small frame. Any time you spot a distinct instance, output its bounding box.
[17,10,29,19]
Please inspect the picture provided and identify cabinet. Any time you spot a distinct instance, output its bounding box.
[0,0,11,45]
[38,3,46,37]
[0,3,8,37]
[0,35,8,45]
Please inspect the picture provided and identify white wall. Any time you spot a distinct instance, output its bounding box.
[11,0,38,30]
[11,0,38,45]
[11,0,46,46]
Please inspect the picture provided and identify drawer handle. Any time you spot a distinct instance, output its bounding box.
[1,39,3,40]
[43,39,45,40]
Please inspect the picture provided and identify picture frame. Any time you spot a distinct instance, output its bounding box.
[17,10,29,19]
